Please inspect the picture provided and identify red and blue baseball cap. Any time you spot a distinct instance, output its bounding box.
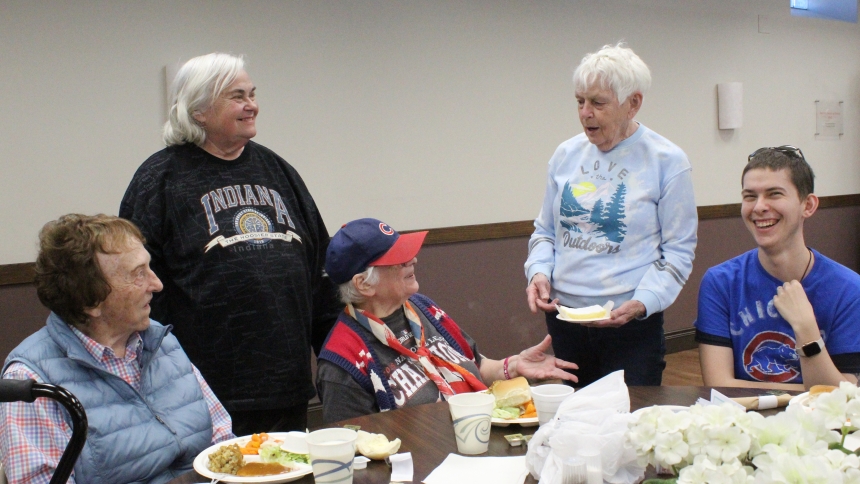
[325,218,428,284]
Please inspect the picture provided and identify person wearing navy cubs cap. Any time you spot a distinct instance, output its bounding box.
[325,218,428,285]
[317,218,580,423]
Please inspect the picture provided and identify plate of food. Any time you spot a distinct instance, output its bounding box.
[193,432,313,483]
[489,376,539,427]
[789,384,839,411]
[556,301,614,323]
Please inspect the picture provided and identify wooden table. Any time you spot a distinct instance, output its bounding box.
[286,386,797,483]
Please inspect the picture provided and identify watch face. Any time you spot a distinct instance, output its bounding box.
[802,341,822,357]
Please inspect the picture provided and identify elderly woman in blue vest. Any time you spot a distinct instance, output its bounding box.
[0,214,233,484]
[317,218,579,423]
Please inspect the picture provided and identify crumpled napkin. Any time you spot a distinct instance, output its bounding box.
[423,454,528,484]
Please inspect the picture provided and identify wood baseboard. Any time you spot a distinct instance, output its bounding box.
[665,327,697,354]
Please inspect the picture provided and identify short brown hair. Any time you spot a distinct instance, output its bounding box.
[743,148,815,199]
[34,214,145,326]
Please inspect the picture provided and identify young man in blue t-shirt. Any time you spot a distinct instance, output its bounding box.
[695,146,860,391]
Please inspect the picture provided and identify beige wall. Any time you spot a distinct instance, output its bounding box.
[2,1,860,264]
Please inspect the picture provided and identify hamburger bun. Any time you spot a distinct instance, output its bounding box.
[489,376,532,408]
[810,384,838,397]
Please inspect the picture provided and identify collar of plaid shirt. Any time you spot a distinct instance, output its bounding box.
[66,324,144,389]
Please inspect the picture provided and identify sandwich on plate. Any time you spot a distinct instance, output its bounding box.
[489,376,536,420]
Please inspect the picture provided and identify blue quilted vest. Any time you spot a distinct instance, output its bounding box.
[3,313,213,484]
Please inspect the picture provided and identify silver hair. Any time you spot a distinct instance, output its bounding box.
[573,42,651,104]
[163,53,246,147]
[337,266,380,304]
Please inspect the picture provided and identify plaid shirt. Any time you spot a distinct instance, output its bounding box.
[0,326,234,484]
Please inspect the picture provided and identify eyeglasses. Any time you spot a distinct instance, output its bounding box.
[748,145,805,163]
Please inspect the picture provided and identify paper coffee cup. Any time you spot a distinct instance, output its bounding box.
[447,392,495,454]
[531,384,574,425]
[306,428,358,484]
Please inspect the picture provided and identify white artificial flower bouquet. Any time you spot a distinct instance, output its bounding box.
[626,382,860,484]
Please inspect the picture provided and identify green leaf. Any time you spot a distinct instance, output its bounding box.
[642,479,678,484]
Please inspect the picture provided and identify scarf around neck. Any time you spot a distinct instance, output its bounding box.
[345,301,487,397]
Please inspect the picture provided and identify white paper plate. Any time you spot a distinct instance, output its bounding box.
[193,433,313,483]
[556,314,609,323]
[489,385,540,426]
[790,391,850,428]
[555,302,613,323]
[491,416,539,427]
[789,392,811,409]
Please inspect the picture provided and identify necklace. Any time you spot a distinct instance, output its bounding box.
[800,248,813,281]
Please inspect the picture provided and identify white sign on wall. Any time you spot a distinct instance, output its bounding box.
[815,100,843,139]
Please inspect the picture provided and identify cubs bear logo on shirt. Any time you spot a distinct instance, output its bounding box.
[743,331,800,383]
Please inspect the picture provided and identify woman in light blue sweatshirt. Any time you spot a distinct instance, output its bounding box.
[525,43,698,387]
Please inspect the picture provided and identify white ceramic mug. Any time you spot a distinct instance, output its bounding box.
[447,392,495,454]
[306,428,358,484]
[530,384,574,425]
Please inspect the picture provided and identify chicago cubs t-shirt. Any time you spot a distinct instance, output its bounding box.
[695,248,860,383]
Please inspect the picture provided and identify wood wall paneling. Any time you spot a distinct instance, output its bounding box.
[4,196,857,287]
[2,197,858,362]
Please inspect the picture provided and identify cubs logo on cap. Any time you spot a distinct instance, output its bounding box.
[325,218,428,284]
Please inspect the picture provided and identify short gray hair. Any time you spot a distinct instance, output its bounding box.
[573,42,651,104]
[163,53,245,147]
[337,267,380,305]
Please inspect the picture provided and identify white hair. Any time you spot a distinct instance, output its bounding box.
[163,53,245,147]
[573,42,651,103]
[337,267,380,305]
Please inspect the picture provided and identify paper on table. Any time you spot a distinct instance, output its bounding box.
[423,454,528,484]
[389,452,413,482]
[710,389,747,410]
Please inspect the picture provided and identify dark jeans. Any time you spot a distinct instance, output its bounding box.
[229,401,309,436]
[545,310,666,387]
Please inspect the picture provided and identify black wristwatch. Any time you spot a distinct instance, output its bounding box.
[798,337,825,358]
